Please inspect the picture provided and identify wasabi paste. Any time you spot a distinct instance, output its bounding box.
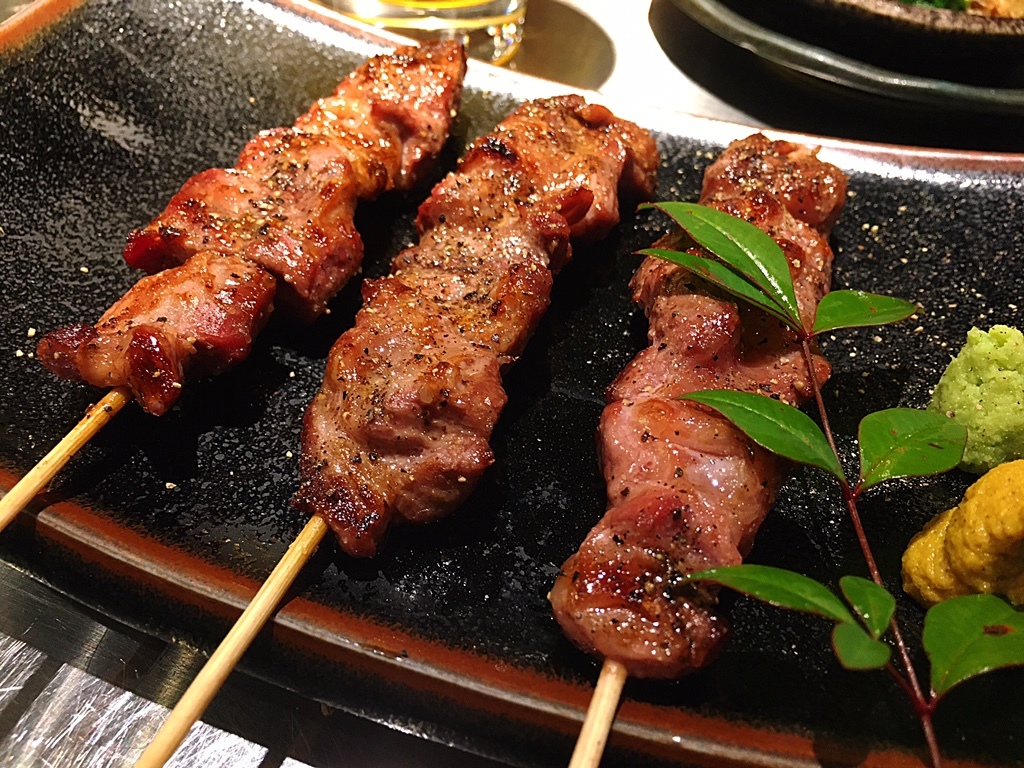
[929,325,1024,474]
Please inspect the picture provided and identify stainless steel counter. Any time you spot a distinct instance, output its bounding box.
[0,558,508,767]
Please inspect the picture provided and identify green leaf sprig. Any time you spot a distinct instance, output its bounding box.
[645,202,1024,768]
[901,0,968,10]
[640,202,918,336]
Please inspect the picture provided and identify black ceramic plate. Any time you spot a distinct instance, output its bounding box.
[2,0,1024,765]
[671,0,1024,112]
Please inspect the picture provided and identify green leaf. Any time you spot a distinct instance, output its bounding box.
[684,564,856,624]
[924,595,1024,697]
[904,0,967,9]
[682,390,845,481]
[832,622,892,670]
[812,291,917,335]
[639,248,794,327]
[643,202,803,328]
[857,408,968,492]
[839,575,895,640]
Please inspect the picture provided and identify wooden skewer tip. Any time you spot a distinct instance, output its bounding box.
[0,386,131,533]
[2,384,624,768]
[0,380,329,767]
[568,658,628,768]
[133,514,329,768]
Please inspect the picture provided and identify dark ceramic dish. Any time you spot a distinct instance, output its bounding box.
[803,0,1024,37]
[672,0,1024,111]
[787,0,1024,82]
[2,0,1024,765]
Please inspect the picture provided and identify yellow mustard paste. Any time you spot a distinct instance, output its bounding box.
[903,460,1024,607]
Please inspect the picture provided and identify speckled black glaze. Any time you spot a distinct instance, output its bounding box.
[2,0,1024,765]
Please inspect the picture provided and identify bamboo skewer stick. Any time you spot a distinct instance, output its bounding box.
[0,378,330,765]
[568,659,628,768]
[134,513,329,768]
[0,385,132,533]
[2,385,628,768]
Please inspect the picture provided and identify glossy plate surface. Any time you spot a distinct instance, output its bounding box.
[2,0,1024,765]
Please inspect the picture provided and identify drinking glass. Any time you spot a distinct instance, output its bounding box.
[330,0,527,65]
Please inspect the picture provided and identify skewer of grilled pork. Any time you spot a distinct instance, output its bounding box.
[132,96,658,768]
[293,95,660,557]
[550,134,848,679]
[36,41,466,416]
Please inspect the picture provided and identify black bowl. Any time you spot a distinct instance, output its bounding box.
[721,0,1024,87]
[801,0,1024,36]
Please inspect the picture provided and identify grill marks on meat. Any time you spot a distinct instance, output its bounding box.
[123,41,467,320]
[38,42,466,415]
[549,135,848,678]
[37,254,276,415]
[294,95,659,558]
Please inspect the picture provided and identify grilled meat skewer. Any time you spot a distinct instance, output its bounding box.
[37,252,277,416]
[294,95,660,558]
[550,135,849,678]
[37,42,467,415]
[124,41,466,320]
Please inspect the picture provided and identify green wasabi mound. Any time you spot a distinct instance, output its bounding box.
[929,325,1024,474]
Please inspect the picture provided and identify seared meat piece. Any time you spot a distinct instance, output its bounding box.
[294,95,659,557]
[122,132,366,321]
[37,253,275,416]
[123,40,467,321]
[550,135,848,678]
[39,42,467,414]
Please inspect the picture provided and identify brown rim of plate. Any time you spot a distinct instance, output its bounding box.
[0,0,86,48]
[0,468,978,768]
[803,0,1024,35]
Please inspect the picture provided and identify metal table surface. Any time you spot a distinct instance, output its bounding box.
[0,0,1021,766]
